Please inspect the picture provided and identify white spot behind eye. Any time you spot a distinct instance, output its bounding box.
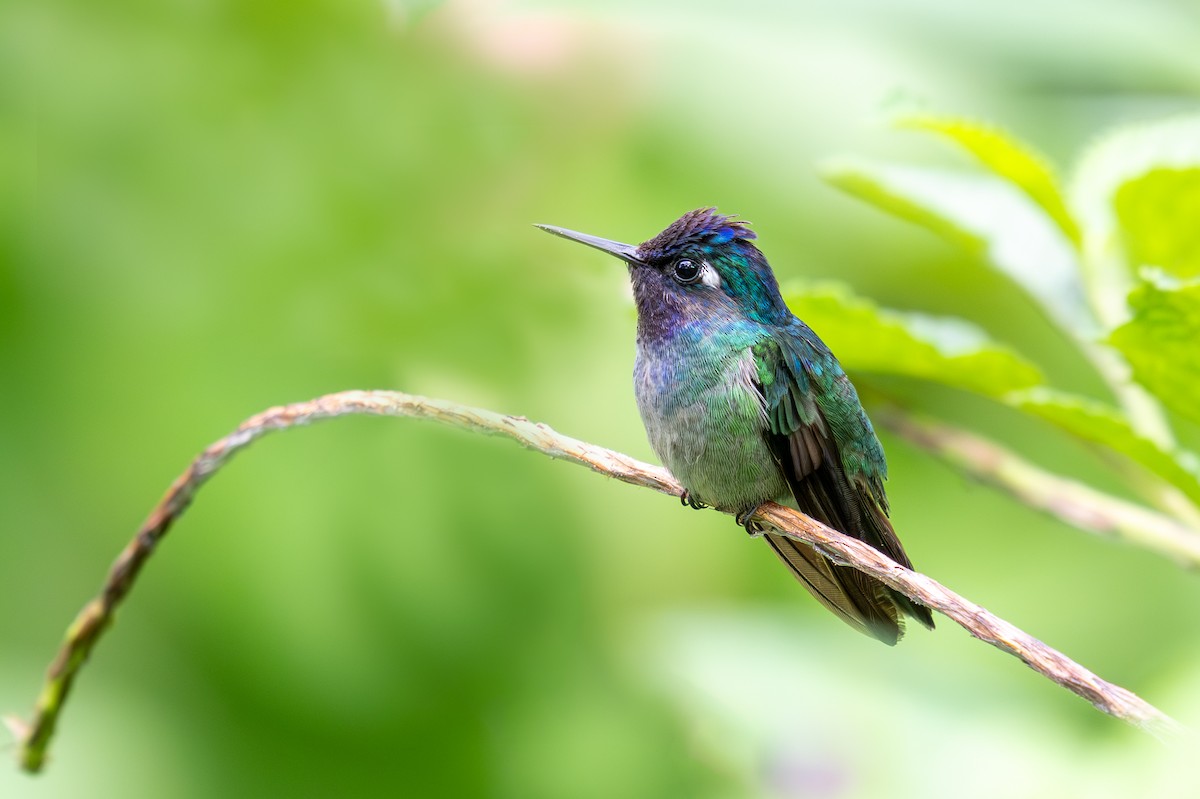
[700,262,721,289]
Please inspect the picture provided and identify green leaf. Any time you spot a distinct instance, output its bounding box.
[898,114,1081,247]
[1069,113,1200,244]
[1007,387,1200,506]
[820,159,986,256]
[783,282,1043,398]
[822,159,1091,332]
[1109,269,1200,426]
[1114,168,1200,279]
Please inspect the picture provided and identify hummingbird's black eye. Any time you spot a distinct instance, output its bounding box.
[672,259,701,284]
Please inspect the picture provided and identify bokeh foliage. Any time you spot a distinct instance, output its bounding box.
[809,112,1200,512]
[5,1,1200,797]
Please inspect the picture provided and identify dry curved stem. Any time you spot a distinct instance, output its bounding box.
[877,408,1200,569]
[10,390,1182,773]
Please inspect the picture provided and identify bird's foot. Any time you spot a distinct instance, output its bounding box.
[680,490,708,510]
[735,504,765,536]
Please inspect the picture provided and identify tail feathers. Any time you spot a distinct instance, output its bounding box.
[764,532,908,645]
[771,465,934,643]
[860,493,936,633]
[892,591,936,633]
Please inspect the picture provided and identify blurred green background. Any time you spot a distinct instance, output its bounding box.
[5,1,1200,796]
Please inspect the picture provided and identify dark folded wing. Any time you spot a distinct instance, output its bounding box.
[753,335,934,644]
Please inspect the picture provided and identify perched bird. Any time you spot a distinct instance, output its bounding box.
[537,208,934,644]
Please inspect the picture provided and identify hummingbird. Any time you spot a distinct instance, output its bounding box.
[537,208,934,644]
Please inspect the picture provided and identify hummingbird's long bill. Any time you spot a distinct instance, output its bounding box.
[535,224,644,265]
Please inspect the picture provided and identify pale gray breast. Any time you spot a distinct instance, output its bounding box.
[634,346,788,509]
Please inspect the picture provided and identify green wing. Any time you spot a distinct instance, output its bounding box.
[753,332,934,644]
